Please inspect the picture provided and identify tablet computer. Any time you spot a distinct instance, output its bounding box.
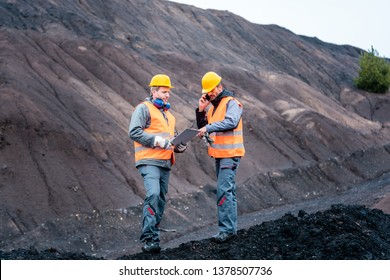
[171,128,199,146]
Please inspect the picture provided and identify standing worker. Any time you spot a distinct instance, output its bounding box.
[195,71,245,243]
[129,74,187,253]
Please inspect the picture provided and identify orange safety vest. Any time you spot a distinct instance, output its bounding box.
[134,101,176,165]
[207,96,245,158]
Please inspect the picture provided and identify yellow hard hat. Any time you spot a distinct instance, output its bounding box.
[201,71,222,93]
[149,74,174,88]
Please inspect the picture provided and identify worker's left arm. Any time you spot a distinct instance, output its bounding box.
[206,100,242,133]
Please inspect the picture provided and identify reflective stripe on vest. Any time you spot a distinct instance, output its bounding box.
[134,101,175,164]
[207,96,245,158]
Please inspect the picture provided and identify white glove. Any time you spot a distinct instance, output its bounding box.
[175,143,187,153]
[154,136,171,149]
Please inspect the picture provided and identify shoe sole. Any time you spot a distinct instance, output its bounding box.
[142,245,161,253]
[211,234,237,244]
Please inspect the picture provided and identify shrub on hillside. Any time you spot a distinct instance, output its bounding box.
[354,47,390,93]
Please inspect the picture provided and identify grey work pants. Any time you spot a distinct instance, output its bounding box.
[215,157,241,234]
[137,165,170,242]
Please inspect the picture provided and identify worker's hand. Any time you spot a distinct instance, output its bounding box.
[198,94,210,112]
[175,143,187,153]
[154,136,171,149]
[197,126,207,138]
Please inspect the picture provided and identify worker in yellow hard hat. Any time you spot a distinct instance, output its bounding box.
[128,74,187,253]
[196,71,245,243]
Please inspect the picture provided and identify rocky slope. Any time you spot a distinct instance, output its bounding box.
[0,0,389,257]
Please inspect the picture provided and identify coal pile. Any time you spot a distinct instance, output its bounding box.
[2,204,389,260]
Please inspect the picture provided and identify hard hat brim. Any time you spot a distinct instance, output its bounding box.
[149,84,174,88]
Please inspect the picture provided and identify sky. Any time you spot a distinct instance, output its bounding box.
[168,0,389,58]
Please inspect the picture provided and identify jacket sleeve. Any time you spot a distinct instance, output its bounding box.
[128,103,155,147]
[195,108,208,129]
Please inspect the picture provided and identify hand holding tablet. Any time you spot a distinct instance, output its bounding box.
[171,128,199,146]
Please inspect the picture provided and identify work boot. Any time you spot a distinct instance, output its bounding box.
[142,240,161,253]
[211,232,237,243]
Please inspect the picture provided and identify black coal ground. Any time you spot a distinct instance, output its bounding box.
[1,204,390,260]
